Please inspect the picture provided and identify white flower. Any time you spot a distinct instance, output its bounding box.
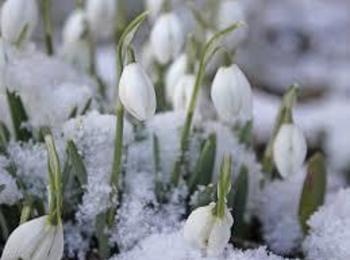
[119,63,156,121]
[184,202,233,256]
[1,0,38,45]
[145,0,164,20]
[217,0,247,50]
[211,64,253,122]
[86,0,117,39]
[61,10,90,71]
[172,74,194,111]
[150,12,184,64]
[273,124,307,178]
[165,54,187,103]
[1,215,64,260]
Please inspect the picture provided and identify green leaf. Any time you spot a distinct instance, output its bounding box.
[68,106,78,119]
[298,153,327,235]
[188,133,216,193]
[0,121,10,154]
[15,24,29,48]
[6,90,32,142]
[45,134,63,225]
[65,140,87,186]
[231,165,249,237]
[238,120,253,147]
[81,98,92,115]
[0,184,5,193]
[215,155,232,218]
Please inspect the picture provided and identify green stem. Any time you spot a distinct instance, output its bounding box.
[75,0,83,8]
[45,135,63,226]
[214,155,232,218]
[40,0,54,55]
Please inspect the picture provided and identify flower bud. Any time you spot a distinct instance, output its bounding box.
[273,124,307,178]
[184,202,233,256]
[1,215,64,260]
[61,10,90,71]
[150,12,184,64]
[172,74,194,111]
[165,54,187,103]
[145,0,164,20]
[86,0,117,39]
[1,0,38,45]
[211,64,253,122]
[119,63,156,121]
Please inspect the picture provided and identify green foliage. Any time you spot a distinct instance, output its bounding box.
[188,133,216,193]
[6,90,32,142]
[298,153,327,235]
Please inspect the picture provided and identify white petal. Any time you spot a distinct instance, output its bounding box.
[165,54,187,103]
[1,216,47,259]
[207,207,234,256]
[273,124,307,178]
[183,203,216,250]
[1,0,38,44]
[150,13,184,64]
[31,224,64,260]
[119,63,156,121]
[62,10,87,45]
[172,74,195,111]
[211,64,252,122]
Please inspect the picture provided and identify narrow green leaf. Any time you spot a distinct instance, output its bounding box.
[68,106,78,119]
[231,165,249,237]
[188,133,216,193]
[0,121,10,154]
[6,90,32,142]
[0,184,5,193]
[215,155,232,218]
[239,120,253,147]
[153,134,167,202]
[45,134,63,225]
[66,140,87,186]
[81,98,92,115]
[298,153,327,235]
[15,24,29,48]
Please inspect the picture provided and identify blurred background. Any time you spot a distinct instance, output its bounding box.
[1,0,349,171]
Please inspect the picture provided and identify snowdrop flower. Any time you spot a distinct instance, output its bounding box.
[172,74,194,111]
[211,64,253,122]
[217,0,247,50]
[86,0,117,39]
[273,124,307,178]
[150,12,184,64]
[61,10,90,71]
[1,215,64,260]
[165,54,187,103]
[119,63,156,121]
[184,202,233,256]
[145,0,164,20]
[1,0,38,45]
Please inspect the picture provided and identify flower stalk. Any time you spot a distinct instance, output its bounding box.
[45,134,63,226]
[107,11,149,227]
[171,22,243,186]
[40,0,54,55]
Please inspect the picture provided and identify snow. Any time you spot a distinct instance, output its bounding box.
[114,229,286,260]
[0,156,22,205]
[0,46,96,129]
[303,188,350,260]
[62,111,133,226]
[258,166,345,255]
